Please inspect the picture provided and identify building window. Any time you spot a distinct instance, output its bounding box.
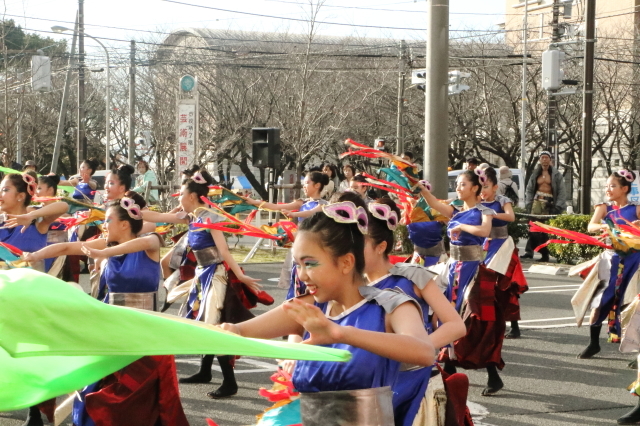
[598,159,603,167]
[614,159,621,167]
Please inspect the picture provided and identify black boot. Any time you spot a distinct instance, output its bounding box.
[577,325,601,359]
[482,364,504,396]
[180,354,214,384]
[22,406,44,426]
[207,355,238,399]
[629,358,639,370]
[618,398,640,424]
[505,320,521,339]
[443,362,457,376]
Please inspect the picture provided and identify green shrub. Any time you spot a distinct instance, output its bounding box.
[394,223,414,254]
[509,207,529,245]
[546,214,602,265]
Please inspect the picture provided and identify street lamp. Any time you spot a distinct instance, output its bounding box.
[52,26,111,170]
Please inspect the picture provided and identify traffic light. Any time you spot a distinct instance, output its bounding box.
[448,71,471,95]
[411,69,426,92]
[252,128,281,169]
[542,49,566,91]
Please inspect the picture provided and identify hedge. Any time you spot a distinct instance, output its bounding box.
[545,214,602,265]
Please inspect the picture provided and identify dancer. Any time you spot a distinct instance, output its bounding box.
[34,174,70,275]
[576,169,640,359]
[479,167,528,339]
[406,188,449,267]
[24,191,188,426]
[60,158,98,203]
[245,170,329,299]
[142,168,261,399]
[419,170,506,396]
[221,201,435,425]
[362,195,465,425]
[0,172,67,426]
[104,164,136,202]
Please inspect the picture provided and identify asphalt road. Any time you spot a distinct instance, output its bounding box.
[2,260,639,426]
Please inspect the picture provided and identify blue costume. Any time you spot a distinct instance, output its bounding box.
[286,199,328,299]
[445,204,495,312]
[0,224,47,271]
[259,287,418,425]
[370,268,435,426]
[73,243,186,426]
[72,181,95,202]
[593,203,640,336]
[481,195,512,265]
[408,199,446,267]
[184,208,224,323]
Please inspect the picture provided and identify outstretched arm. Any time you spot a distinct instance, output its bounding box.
[142,210,189,225]
[493,202,515,223]
[6,201,69,234]
[24,238,107,261]
[418,183,455,218]
[244,197,304,212]
[588,204,608,233]
[449,213,492,240]
[210,229,261,293]
[419,280,466,349]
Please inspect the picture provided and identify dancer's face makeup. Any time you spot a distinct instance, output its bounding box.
[292,231,345,303]
[481,182,498,201]
[605,176,627,202]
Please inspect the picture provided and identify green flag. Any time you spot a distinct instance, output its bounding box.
[0,269,350,411]
[0,165,76,194]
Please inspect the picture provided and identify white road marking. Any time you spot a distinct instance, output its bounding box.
[468,401,495,425]
[519,323,578,329]
[267,278,280,282]
[519,316,583,323]
[527,284,581,289]
[527,289,578,293]
[177,357,279,374]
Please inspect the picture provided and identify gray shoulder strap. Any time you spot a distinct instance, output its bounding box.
[359,286,423,319]
[477,204,497,216]
[389,263,437,290]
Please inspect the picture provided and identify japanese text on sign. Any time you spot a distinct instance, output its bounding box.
[177,102,196,169]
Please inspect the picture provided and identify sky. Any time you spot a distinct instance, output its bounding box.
[1,0,506,67]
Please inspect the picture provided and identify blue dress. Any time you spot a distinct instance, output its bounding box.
[97,250,160,303]
[445,204,495,312]
[0,224,48,271]
[287,199,328,299]
[184,209,222,322]
[370,273,433,426]
[408,199,446,267]
[75,247,162,426]
[594,203,640,336]
[72,181,95,202]
[481,195,512,265]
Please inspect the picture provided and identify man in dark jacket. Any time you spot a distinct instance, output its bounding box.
[521,151,567,262]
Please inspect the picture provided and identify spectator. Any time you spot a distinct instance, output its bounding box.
[350,174,373,204]
[321,163,339,199]
[339,164,355,192]
[23,160,37,173]
[497,166,519,205]
[466,157,479,171]
[133,160,159,203]
[521,151,567,262]
[1,149,22,171]
[401,151,414,162]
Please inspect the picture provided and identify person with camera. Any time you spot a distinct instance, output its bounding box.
[521,151,567,262]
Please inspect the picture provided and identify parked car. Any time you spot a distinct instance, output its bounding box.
[447,168,525,208]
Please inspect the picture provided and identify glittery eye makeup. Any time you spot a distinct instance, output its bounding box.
[303,260,320,269]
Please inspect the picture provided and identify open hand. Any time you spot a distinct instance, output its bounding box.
[282,298,342,346]
[5,214,34,232]
[238,273,262,293]
[449,225,462,241]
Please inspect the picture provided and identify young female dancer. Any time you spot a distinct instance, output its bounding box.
[1,173,67,426]
[221,201,435,425]
[245,170,329,299]
[60,158,98,203]
[24,191,188,426]
[362,195,465,426]
[577,169,640,359]
[103,164,136,202]
[141,168,261,399]
[479,167,528,339]
[420,170,507,396]
[33,174,70,275]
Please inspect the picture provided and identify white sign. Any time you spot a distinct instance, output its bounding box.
[630,172,640,204]
[176,101,196,170]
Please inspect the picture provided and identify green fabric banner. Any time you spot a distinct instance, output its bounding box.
[0,269,350,411]
[0,165,76,194]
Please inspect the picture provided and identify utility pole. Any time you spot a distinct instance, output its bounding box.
[128,40,136,165]
[77,0,86,168]
[547,0,561,160]
[424,0,449,199]
[580,0,595,214]
[520,0,529,182]
[396,40,407,156]
[51,15,78,174]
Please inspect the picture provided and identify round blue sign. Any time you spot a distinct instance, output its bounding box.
[180,75,196,92]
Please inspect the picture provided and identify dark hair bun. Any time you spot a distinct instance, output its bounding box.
[117,164,135,176]
[40,173,61,186]
[124,190,147,210]
[83,158,99,174]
